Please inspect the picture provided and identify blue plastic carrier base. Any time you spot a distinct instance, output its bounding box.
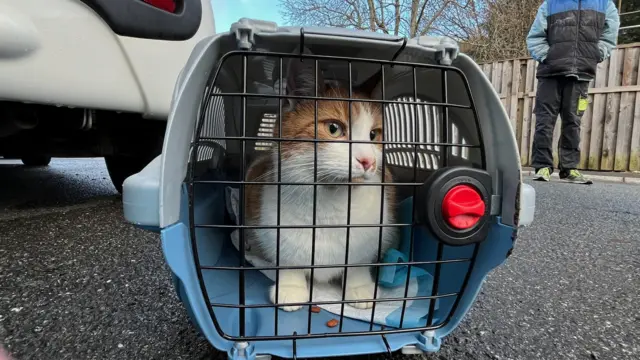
[120,18,538,360]
[161,180,516,359]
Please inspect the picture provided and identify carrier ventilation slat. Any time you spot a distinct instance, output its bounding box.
[251,97,468,170]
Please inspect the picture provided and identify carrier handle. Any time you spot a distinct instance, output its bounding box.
[229,18,407,51]
[299,27,405,43]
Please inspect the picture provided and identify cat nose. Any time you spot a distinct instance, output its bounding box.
[356,157,374,171]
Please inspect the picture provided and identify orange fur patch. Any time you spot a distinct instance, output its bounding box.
[245,84,395,215]
[275,87,384,163]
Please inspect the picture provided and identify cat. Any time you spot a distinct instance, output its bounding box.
[244,52,399,312]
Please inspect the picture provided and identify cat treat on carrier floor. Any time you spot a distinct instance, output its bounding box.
[122,18,537,360]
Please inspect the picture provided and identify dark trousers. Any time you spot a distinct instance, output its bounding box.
[531,76,589,173]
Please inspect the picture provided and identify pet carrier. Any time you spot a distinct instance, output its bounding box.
[122,18,536,359]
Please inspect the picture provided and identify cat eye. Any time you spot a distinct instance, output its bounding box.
[326,121,345,137]
[370,129,382,141]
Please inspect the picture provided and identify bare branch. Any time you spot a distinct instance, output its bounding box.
[419,0,451,36]
[394,0,401,36]
[279,0,544,62]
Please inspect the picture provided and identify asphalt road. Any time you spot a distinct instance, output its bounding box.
[0,159,638,360]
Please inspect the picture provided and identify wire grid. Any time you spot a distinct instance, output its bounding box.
[254,97,471,169]
[187,50,485,342]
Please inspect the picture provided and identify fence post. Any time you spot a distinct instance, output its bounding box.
[520,60,536,166]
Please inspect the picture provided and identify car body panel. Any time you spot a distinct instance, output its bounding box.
[0,0,215,119]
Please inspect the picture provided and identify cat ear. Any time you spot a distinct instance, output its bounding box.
[286,46,325,100]
[356,69,383,99]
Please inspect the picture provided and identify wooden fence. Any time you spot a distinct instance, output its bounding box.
[479,43,640,172]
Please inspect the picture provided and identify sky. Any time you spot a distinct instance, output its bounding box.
[210,0,285,34]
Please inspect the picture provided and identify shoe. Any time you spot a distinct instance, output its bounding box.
[533,167,551,182]
[560,169,593,185]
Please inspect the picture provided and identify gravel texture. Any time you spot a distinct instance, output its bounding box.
[1,159,639,360]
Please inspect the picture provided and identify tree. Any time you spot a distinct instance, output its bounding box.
[278,0,542,62]
[278,0,471,38]
[461,0,542,62]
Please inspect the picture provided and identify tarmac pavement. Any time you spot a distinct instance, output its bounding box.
[0,158,638,360]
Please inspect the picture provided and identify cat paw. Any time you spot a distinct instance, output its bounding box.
[269,283,309,312]
[346,282,376,309]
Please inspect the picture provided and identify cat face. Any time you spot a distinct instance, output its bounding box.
[276,53,384,183]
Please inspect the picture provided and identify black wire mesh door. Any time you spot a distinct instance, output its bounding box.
[187,48,487,342]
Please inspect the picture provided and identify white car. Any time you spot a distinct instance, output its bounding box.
[0,0,215,192]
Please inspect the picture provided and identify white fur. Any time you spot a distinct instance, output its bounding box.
[247,108,398,311]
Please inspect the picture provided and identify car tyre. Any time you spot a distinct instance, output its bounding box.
[102,115,164,194]
[21,155,52,167]
[104,154,156,194]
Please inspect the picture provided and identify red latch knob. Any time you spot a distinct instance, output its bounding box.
[442,185,486,230]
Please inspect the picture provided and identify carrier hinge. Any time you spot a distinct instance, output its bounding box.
[230,18,279,50]
[413,36,460,66]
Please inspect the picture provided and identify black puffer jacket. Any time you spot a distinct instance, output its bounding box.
[526,0,619,80]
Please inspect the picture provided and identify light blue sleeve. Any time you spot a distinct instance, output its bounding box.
[526,1,549,63]
[599,1,621,61]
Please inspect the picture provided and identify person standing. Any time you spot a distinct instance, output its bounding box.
[526,0,620,184]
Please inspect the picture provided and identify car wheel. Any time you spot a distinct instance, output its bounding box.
[102,114,164,194]
[21,155,52,167]
[104,154,155,194]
